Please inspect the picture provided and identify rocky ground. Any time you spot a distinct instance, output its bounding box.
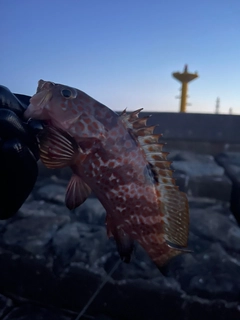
[0,151,239,320]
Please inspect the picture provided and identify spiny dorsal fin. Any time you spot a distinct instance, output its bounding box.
[119,109,189,249]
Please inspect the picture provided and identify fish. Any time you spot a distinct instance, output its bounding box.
[24,80,190,267]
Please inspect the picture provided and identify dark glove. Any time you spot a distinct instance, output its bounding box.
[0,85,43,219]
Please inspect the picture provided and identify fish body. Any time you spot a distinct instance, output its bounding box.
[24,80,189,267]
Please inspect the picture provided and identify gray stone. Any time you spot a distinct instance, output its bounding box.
[216,152,240,168]
[3,305,71,320]
[58,263,183,320]
[172,160,224,177]
[109,278,184,320]
[94,315,114,320]
[36,184,66,205]
[52,222,109,269]
[38,161,72,180]
[0,219,12,233]
[187,175,231,201]
[101,246,161,281]
[169,151,232,201]
[57,263,113,313]
[187,231,211,254]
[182,295,240,320]
[173,171,188,193]
[73,197,106,226]
[17,200,70,218]
[169,151,215,163]
[190,208,240,252]
[0,294,13,318]
[0,249,57,303]
[162,207,240,301]
[166,241,240,301]
[190,244,240,301]
[188,196,230,212]
[1,151,240,320]
[216,152,240,223]
[3,215,70,255]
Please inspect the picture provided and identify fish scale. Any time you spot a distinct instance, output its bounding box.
[24,79,190,268]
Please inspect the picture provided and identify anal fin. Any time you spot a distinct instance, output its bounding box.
[166,240,193,253]
[113,228,134,263]
[65,174,92,210]
[39,126,80,169]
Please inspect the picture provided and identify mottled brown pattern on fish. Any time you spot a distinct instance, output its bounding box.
[24,80,190,268]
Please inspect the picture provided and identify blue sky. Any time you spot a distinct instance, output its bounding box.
[1,0,240,114]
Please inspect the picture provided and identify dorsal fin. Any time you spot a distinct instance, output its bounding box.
[120,109,189,249]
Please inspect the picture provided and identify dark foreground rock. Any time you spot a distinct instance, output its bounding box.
[0,152,240,320]
[2,305,72,320]
[169,151,232,201]
[216,152,240,224]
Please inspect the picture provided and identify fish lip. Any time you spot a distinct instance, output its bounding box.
[24,90,53,120]
[24,104,42,119]
[30,90,53,108]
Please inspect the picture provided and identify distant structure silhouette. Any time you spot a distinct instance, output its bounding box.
[215,97,220,114]
[172,65,198,113]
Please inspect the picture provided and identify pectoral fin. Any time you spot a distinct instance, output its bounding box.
[39,126,80,169]
[65,174,92,210]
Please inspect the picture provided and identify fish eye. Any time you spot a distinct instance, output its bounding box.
[61,89,72,98]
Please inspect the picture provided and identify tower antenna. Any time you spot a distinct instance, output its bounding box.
[172,64,198,112]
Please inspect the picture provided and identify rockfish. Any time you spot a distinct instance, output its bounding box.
[24,80,189,267]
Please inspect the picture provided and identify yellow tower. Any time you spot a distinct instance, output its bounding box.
[172,65,198,112]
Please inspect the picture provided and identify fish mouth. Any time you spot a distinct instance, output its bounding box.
[24,90,53,120]
[33,90,53,108]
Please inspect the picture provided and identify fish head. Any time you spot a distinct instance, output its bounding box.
[24,80,79,126]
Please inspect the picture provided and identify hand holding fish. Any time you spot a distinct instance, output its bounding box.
[0,85,42,219]
[24,80,190,268]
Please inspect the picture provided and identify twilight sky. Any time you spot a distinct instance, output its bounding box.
[1,0,240,114]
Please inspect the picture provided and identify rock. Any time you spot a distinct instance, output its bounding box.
[173,171,188,193]
[188,244,240,300]
[166,242,240,301]
[170,151,232,201]
[215,152,240,223]
[57,263,114,314]
[187,231,211,254]
[169,151,215,163]
[187,175,231,201]
[188,196,230,212]
[3,305,71,320]
[102,247,161,280]
[73,197,106,226]
[0,294,13,318]
[2,214,70,255]
[17,200,70,218]
[172,160,224,177]
[182,295,240,320]
[162,207,240,301]
[189,208,240,252]
[38,161,72,181]
[94,315,114,320]
[0,219,13,233]
[58,264,183,320]
[0,150,239,319]
[108,278,184,320]
[52,222,109,270]
[216,152,240,167]
[0,249,57,303]
[36,184,66,205]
